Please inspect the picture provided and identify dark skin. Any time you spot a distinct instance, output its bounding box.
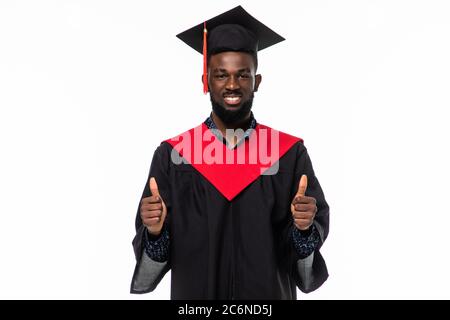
[291,175,318,231]
[208,51,261,146]
[141,51,316,235]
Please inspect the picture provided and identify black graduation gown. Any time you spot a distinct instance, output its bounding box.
[130,124,329,299]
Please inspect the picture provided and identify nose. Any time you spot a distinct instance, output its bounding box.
[225,75,240,91]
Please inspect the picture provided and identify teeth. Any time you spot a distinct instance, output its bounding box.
[224,97,240,102]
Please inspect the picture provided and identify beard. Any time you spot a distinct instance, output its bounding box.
[210,93,254,126]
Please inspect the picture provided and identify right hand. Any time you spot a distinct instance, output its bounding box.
[140,177,167,236]
[291,174,317,231]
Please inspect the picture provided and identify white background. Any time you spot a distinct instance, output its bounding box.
[1,0,449,299]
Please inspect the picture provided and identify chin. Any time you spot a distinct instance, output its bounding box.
[211,94,254,125]
[222,103,243,111]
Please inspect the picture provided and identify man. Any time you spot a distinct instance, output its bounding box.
[130,6,329,299]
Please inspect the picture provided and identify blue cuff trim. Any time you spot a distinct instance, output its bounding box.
[144,227,170,262]
[292,224,320,259]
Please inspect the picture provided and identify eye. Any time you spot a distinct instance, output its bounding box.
[214,74,227,79]
[238,73,250,79]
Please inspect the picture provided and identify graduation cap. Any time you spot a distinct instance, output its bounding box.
[176,5,285,94]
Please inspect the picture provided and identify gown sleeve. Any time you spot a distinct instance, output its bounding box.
[130,143,172,294]
[289,142,330,293]
[291,224,321,259]
[143,226,170,262]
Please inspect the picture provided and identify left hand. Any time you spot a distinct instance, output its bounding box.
[291,175,318,231]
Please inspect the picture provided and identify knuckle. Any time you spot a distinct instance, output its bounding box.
[150,210,162,217]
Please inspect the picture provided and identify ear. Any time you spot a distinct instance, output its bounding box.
[254,74,262,92]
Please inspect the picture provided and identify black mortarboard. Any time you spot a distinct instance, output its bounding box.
[176,5,285,94]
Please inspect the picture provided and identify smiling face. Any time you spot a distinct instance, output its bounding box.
[208,51,262,125]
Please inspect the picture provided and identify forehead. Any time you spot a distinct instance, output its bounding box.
[209,51,255,70]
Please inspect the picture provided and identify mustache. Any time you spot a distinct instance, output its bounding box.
[223,90,243,97]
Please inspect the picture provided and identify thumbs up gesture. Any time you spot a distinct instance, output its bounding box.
[291,175,317,231]
[140,177,167,236]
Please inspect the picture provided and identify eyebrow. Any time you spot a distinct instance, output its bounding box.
[212,68,252,73]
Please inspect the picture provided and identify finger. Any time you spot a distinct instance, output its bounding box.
[296,174,308,197]
[292,211,316,219]
[141,210,163,219]
[140,195,161,205]
[293,196,316,205]
[143,217,161,226]
[292,214,314,223]
[141,212,162,224]
[148,211,163,219]
[293,210,315,220]
[140,197,152,205]
[141,203,163,211]
[294,203,317,212]
[149,177,160,197]
[143,212,162,221]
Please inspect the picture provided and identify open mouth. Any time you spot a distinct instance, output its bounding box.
[223,94,242,106]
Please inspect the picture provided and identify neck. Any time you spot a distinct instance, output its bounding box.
[211,112,252,148]
[211,111,252,135]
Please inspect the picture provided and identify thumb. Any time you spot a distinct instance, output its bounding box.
[149,177,160,197]
[296,174,308,197]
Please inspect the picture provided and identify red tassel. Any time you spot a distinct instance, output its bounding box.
[202,22,208,94]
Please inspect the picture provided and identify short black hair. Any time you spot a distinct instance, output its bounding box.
[208,50,258,72]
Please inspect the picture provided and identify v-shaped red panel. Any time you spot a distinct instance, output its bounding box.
[165,123,302,201]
